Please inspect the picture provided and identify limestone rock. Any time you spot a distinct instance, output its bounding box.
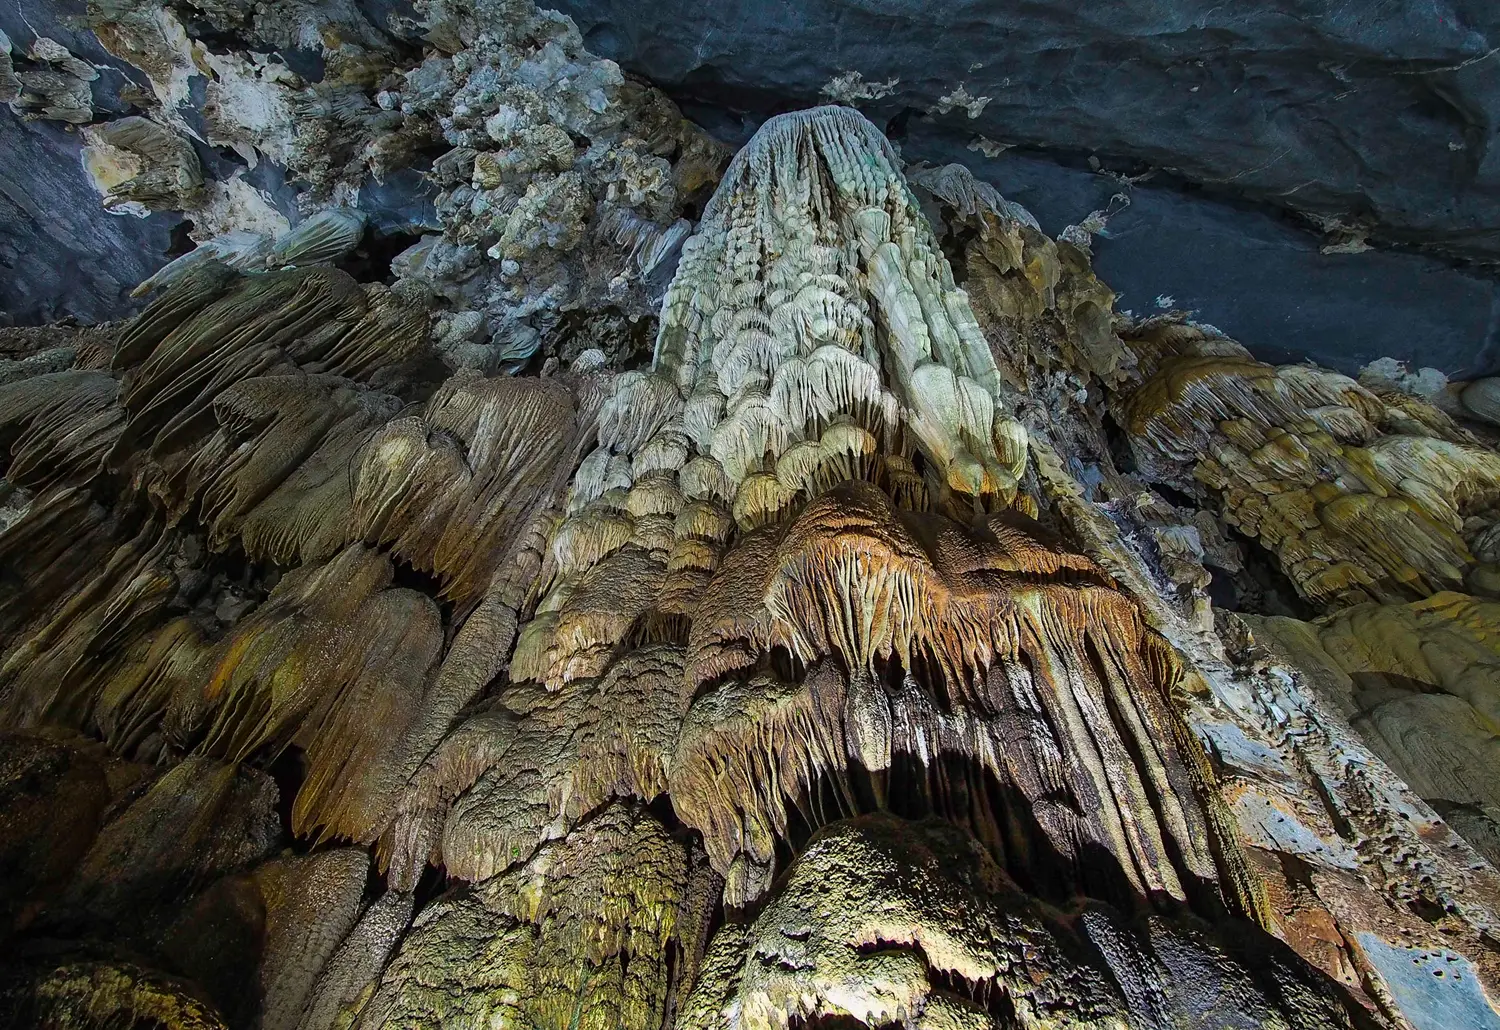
[1114,322,1500,609]
[1250,593,1500,867]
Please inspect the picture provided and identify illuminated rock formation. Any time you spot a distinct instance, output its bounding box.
[681,814,1360,1030]
[358,804,705,1030]
[669,480,1217,908]
[5,15,1500,1030]
[1114,323,1500,609]
[1248,593,1500,866]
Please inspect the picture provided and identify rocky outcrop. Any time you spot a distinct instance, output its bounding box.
[0,114,182,325]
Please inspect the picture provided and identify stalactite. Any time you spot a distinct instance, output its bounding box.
[671,480,1218,908]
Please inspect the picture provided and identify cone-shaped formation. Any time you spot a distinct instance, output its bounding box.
[530,106,1034,666]
[0,259,604,862]
[5,89,1500,1030]
[655,105,1026,515]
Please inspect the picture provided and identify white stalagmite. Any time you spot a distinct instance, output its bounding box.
[524,105,1042,685]
[650,105,1020,513]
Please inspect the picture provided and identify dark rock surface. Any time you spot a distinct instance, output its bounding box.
[0,114,181,327]
[905,123,1500,378]
[0,0,182,326]
[556,0,1500,264]
[557,0,1500,378]
[356,166,442,238]
[3,0,1500,378]
[0,0,150,109]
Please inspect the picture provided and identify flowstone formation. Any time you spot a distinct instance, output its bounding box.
[7,22,1500,1029]
[1248,594,1500,868]
[1113,323,1500,608]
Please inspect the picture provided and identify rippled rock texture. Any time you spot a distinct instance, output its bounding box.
[6,4,1500,1030]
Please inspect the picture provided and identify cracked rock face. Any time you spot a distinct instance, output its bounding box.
[8,10,1500,1030]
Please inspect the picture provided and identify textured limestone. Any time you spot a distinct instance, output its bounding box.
[1114,322,1500,609]
[683,814,1363,1030]
[359,804,698,1030]
[1250,593,1500,867]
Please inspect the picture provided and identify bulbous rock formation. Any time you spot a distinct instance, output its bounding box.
[681,814,1361,1030]
[359,803,704,1030]
[5,36,1500,1030]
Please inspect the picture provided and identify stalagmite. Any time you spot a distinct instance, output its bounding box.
[357,805,697,1030]
[6,8,1500,1027]
[295,890,415,1030]
[680,814,1360,1030]
[253,850,371,1030]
